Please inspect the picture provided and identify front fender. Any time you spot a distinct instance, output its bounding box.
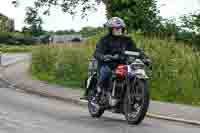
[86,73,98,89]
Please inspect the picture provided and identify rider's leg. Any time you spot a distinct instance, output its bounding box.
[94,64,112,106]
[98,64,112,92]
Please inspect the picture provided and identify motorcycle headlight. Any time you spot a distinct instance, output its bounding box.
[130,62,145,70]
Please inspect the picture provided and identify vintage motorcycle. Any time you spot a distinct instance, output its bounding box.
[86,50,151,125]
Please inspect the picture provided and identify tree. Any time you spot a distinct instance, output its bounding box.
[12,0,102,16]
[24,7,44,36]
[180,11,200,33]
[0,14,8,32]
[79,26,104,37]
[13,0,161,33]
[105,0,160,32]
[180,11,200,46]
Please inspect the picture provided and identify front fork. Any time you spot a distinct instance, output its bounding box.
[126,76,137,104]
[109,80,118,106]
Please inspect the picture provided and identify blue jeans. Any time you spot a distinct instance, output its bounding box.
[98,64,112,89]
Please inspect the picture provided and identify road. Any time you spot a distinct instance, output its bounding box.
[0,80,199,133]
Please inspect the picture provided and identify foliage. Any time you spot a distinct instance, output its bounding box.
[0,44,32,52]
[54,29,76,35]
[31,43,92,88]
[179,11,200,46]
[13,0,160,33]
[0,32,36,45]
[79,26,105,37]
[133,34,200,105]
[46,26,105,38]
[0,14,8,32]
[0,13,14,32]
[24,7,44,36]
[180,11,200,33]
[31,35,200,106]
[105,0,160,32]
[13,0,102,16]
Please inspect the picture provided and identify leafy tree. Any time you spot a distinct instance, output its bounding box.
[55,29,76,35]
[0,15,7,32]
[24,7,44,36]
[79,26,104,37]
[13,0,160,32]
[180,11,200,46]
[180,11,200,33]
[12,0,102,16]
[105,0,160,32]
[161,18,180,37]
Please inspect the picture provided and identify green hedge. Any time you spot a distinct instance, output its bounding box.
[0,32,36,45]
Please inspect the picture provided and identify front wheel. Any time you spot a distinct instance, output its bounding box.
[88,89,104,118]
[123,79,149,125]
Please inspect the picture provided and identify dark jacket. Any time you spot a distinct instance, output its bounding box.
[94,33,139,69]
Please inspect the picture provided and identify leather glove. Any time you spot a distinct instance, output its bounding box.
[112,54,120,60]
[143,58,152,67]
[103,54,113,62]
[103,54,120,62]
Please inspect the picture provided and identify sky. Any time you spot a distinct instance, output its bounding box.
[0,0,199,31]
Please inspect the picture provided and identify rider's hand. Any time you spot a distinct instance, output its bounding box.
[112,54,120,60]
[143,58,152,67]
[103,54,122,62]
[103,54,113,62]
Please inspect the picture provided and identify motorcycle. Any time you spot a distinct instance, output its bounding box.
[86,50,151,125]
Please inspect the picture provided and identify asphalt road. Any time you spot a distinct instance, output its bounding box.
[0,83,199,133]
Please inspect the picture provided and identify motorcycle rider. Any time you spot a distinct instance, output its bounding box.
[91,17,147,106]
[81,17,148,105]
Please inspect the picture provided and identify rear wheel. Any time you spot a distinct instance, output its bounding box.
[124,79,149,125]
[88,88,104,118]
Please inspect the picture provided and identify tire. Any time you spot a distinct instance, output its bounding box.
[123,79,149,125]
[88,89,104,118]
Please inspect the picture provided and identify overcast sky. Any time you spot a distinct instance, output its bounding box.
[0,0,199,31]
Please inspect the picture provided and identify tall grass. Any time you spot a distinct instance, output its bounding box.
[0,44,33,52]
[136,37,200,105]
[31,43,92,88]
[31,36,200,106]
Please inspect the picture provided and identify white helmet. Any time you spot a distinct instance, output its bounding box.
[105,17,126,28]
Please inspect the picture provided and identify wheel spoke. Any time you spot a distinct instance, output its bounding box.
[126,80,145,118]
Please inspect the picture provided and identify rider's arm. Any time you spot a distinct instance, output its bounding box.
[126,37,146,59]
[126,37,140,52]
[94,38,106,61]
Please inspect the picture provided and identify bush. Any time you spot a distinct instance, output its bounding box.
[0,32,36,45]
[193,34,200,48]
[0,32,12,42]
